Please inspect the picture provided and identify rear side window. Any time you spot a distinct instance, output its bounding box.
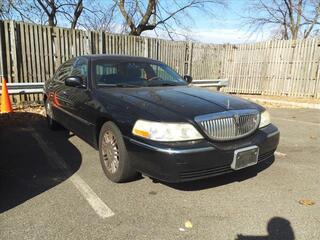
[71,58,88,86]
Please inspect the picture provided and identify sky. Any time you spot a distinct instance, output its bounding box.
[138,0,269,44]
[2,0,271,44]
[89,0,268,44]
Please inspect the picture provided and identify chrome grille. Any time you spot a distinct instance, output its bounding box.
[195,109,260,141]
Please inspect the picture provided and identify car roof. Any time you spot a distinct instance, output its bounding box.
[81,54,161,63]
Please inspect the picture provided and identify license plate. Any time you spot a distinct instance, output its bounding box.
[231,146,259,170]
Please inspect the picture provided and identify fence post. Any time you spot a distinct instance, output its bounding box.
[99,31,103,54]
[53,27,61,70]
[9,21,18,83]
[187,41,193,76]
[156,40,160,60]
[315,51,320,98]
[84,30,91,54]
[144,38,149,58]
[0,21,4,80]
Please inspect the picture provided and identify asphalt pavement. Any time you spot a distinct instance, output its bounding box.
[0,108,319,240]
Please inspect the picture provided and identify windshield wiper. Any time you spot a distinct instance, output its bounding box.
[98,83,140,88]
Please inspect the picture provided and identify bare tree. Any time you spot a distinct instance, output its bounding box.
[36,0,58,26]
[114,0,226,38]
[80,1,118,31]
[0,0,6,19]
[1,0,226,37]
[0,0,91,29]
[35,0,84,28]
[0,0,37,22]
[70,0,83,28]
[244,0,320,40]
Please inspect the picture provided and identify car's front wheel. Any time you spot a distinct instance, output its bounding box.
[99,121,136,183]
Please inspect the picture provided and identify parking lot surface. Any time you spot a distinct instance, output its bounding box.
[0,108,319,240]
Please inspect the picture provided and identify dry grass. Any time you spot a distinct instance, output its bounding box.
[14,105,45,116]
[0,106,45,127]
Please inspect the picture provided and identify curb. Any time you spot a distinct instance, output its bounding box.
[242,97,320,110]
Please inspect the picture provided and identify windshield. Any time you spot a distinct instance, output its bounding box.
[93,60,187,88]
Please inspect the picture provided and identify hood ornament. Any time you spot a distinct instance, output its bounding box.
[227,99,230,110]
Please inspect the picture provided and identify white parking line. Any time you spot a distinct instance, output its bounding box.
[30,129,115,219]
[273,117,320,126]
[70,174,114,218]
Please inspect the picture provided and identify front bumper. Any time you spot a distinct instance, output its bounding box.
[124,124,280,182]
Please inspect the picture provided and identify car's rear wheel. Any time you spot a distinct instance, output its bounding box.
[44,100,60,130]
[99,121,136,183]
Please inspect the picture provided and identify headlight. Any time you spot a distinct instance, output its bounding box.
[132,120,203,142]
[259,111,271,128]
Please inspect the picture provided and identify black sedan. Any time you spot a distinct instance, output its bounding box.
[43,55,280,183]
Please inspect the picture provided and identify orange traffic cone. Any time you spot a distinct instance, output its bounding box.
[1,78,13,113]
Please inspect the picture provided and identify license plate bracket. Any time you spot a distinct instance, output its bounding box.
[231,146,259,170]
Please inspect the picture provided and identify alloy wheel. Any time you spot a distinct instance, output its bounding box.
[101,130,120,174]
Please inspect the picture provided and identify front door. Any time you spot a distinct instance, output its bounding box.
[63,57,96,144]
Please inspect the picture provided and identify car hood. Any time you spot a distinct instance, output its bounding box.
[97,86,263,121]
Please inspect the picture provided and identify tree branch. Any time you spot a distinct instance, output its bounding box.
[71,0,83,29]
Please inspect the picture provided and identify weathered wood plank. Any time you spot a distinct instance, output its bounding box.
[0,21,4,80]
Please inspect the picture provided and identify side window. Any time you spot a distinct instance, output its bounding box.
[54,60,73,83]
[71,58,88,86]
[126,63,144,80]
[95,63,118,85]
[151,64,175,81]
[95,63,117,76]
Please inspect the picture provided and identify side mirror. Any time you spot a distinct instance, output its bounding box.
[65,76,84,88]
[184,75,193,84]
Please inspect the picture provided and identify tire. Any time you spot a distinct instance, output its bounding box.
[44,100,60,130]
[99,121,136,183]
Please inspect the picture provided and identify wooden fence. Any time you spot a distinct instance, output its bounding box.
[222,40,320,98]
[0,20,319,104]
